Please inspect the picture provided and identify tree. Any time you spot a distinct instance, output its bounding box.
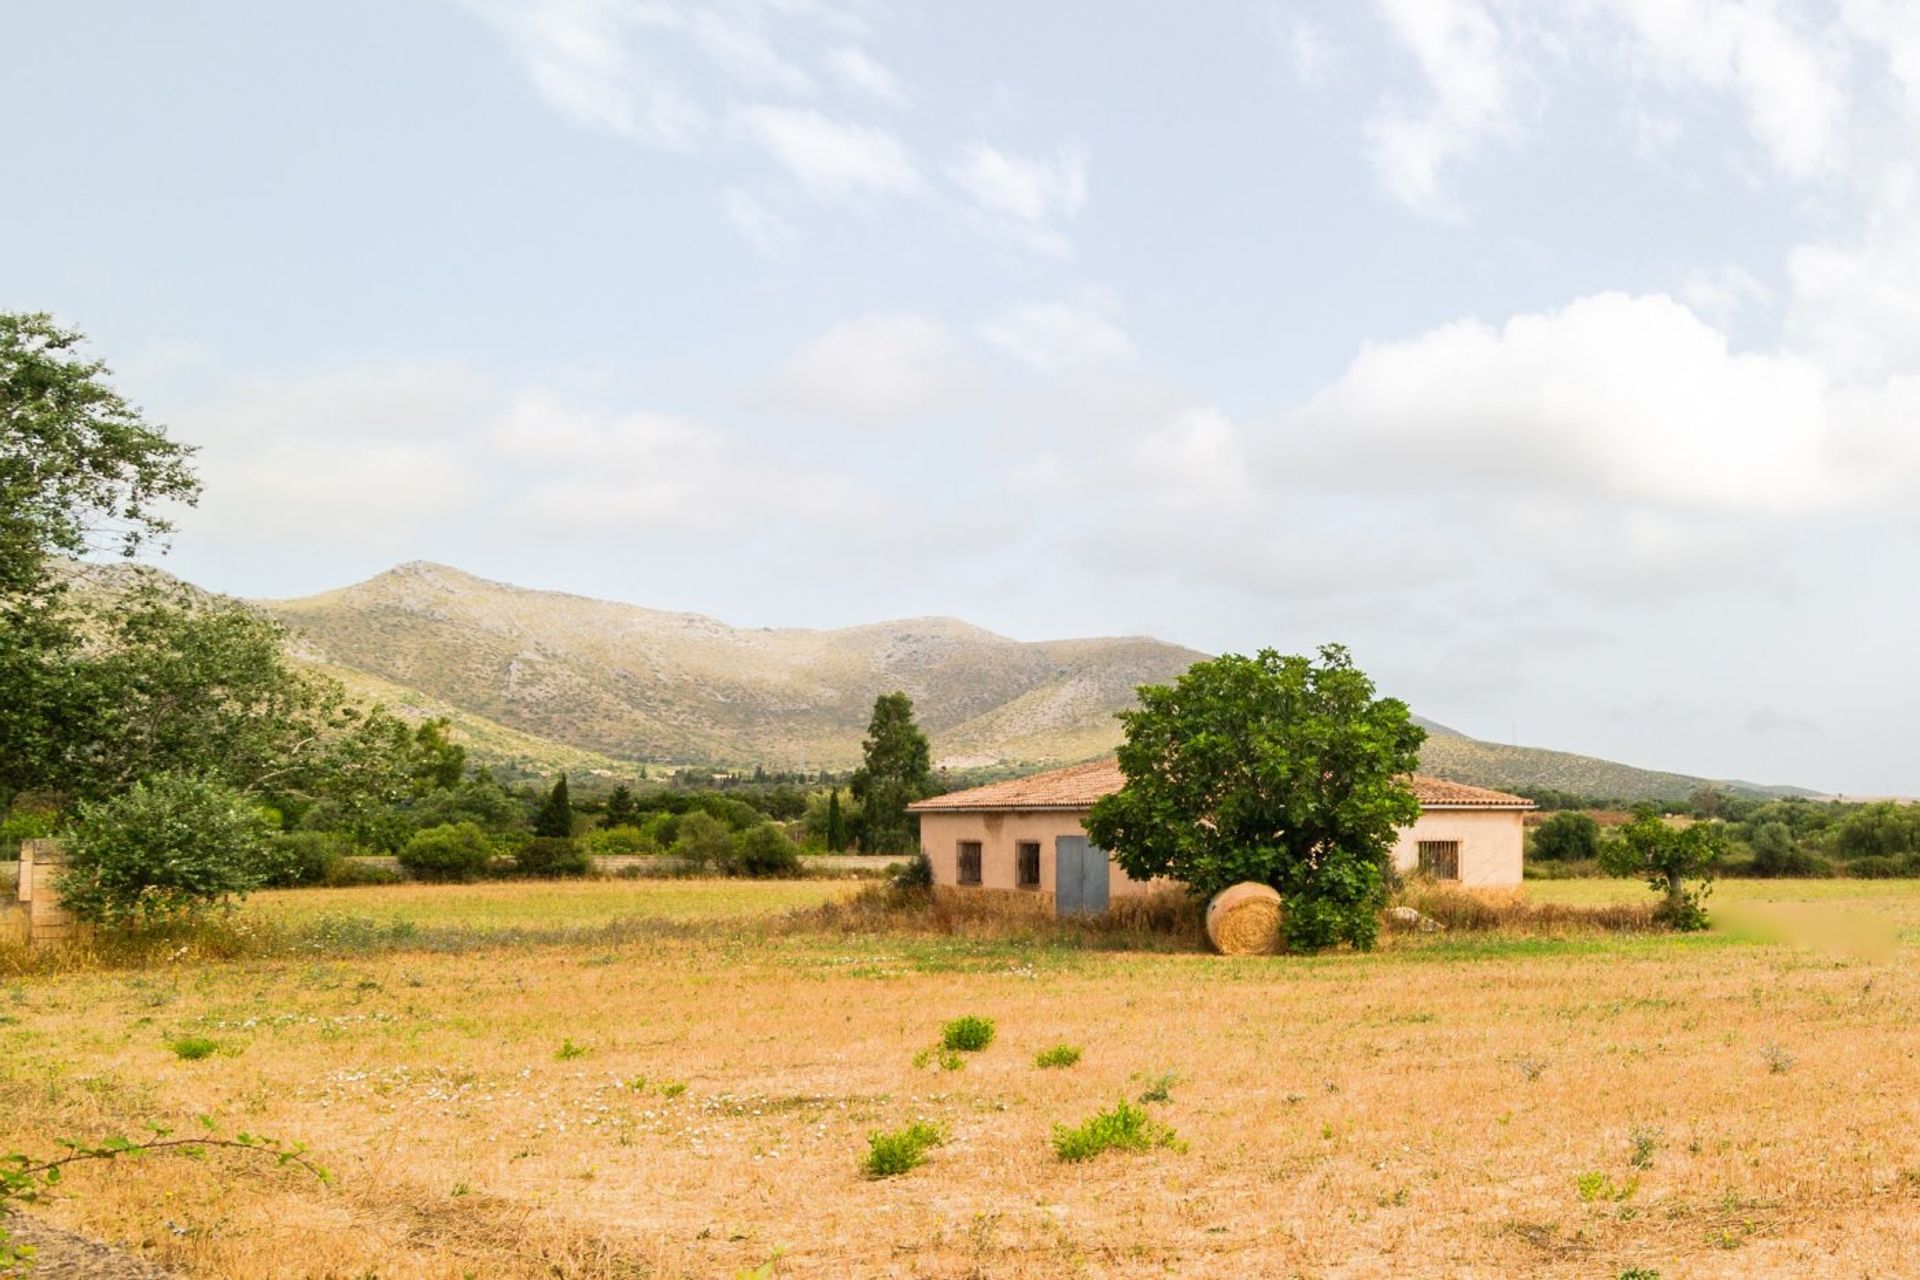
[825,789,848,853]
[398,822,498,882]
[534,773,573,838]
[672,810,734,873]
[730,822,802,877]
[1598,807,1723,930]
[603,783,639,829]
[1530,811,1602,862]
[1083,645,1426,953]
[61,773,272,924]
[849,692,933,855]
[0,311,199,596]
[409,720,466,794]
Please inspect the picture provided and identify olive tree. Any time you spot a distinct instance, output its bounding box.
[1598,807,1723,930]
[1084,644,1425,953]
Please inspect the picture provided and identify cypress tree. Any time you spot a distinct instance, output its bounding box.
[534,773,574,838]
[604,783,638,829]
[825,789,847,853]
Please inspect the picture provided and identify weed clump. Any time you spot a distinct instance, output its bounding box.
[555,1038,588,1061]
[1034,1043,1082,1069]
[168,1035,219,1061]
[863,1121,945,1178]
[941,1015,995,1052]
[1052,1100,1183,1162]
[1137,1071,1178,1103]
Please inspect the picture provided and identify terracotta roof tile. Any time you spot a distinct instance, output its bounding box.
[908,760,1533,812]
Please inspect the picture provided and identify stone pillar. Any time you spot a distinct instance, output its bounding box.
[19,838,86,948]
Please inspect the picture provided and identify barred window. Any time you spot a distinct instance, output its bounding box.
[1016,841,1041,888]
[957,841,983,885]
[1417,840,1461,880]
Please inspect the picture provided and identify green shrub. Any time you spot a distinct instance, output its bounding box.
[397,822,497,883]
[168,1035,220,1061]
[1034,1043,1082,1069]
[1051,1100,1182,1162]
[1845,854,1917,879]
[891,851,934,890]
[321,856,402,887]
[862,1121,945,1178]
[516,836,592,878]
[672,811,734,873]
[0,805,57,858]
[586,825,656,856]
[62,773,273,925]
[729,823,802,878]
[941,1015,995,1053]
[256,831,346,888]
[554,1038,588,1060]
[1530,811,1602,862]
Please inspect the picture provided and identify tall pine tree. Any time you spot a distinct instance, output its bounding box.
[849,693,932,855]
[603,783,638,829]
[824,789,847,853]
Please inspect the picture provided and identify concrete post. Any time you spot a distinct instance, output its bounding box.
[18,838,86,948]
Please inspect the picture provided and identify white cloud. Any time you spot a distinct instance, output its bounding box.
[948,142,1087,256]
[1297,292,1857,513]
[1595,0,1847,182]
[1366,0,1518,215]
[1680,262,1773,325]
[464,0,707,150]
[825,45,906,104]
[1275,12,1337,86]
[739,105,922,203]
[978,301,1136,375]
[177,364,493,549]
[719,187,799,254]
[1123,408,1254,513]
[1786,212,1920,381]
[773,312,976,426]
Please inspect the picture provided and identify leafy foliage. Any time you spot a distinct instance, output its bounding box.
[1598,808,1724,930]
[534,773,574,838]
[1034,1043,1082,1068]
[603,783,639,828]
[61,773,273,924]
[1530,811,1602,862]
[1085,645,1424,952]
[730,822,802,877]
[1051,1100,1183,1162]
[940,1015,995,1052]
[516,835,592,878]
[862,1121,945,1178]
[397,822,498,883]
[0,311,199,595]
[671,811,736,872]
[850,692,933,855]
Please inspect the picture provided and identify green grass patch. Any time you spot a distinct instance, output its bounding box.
[1052,1099,1183,1162]
[1034,1043,1082,1069]
[941,1015,995,1052]
[167,1035,220,1061]
[862,1121,946,1178]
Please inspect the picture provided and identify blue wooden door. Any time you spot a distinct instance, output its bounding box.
[1055,835,1110,915]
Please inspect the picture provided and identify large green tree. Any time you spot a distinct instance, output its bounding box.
[1084,645,1425,953]
[0,311,199,595]
[849,692,933,855]
[534,773,574,838]
[1,312,199,804]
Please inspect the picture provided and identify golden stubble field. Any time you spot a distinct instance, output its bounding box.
[8,878,1920,1279]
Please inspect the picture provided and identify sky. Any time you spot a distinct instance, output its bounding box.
[5,1,1920,795]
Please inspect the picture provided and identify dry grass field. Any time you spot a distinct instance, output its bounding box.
[8,878,1920,1278]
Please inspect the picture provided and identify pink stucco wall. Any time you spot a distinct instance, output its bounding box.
[921,805,1526,903]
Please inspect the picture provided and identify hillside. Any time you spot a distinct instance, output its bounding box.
[259,562,1206,772]
[248,561,1810,800]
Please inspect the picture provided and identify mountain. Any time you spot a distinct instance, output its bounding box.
[259,562,1206,772]
[249,561,1811,800]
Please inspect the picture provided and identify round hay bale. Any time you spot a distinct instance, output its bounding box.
[1206,882,1283,955]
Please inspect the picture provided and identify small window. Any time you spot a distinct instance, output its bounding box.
[1417,840,1461,880]
[957,841,983,885]
[1016,841,1041,888]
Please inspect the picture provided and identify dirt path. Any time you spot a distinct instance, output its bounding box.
[2,1215,176,1279]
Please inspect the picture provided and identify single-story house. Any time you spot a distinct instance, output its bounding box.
[907,760,1534,914]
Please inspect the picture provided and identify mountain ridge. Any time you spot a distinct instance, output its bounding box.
[241,560,1812,801]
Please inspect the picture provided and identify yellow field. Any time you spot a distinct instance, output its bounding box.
[8,878,1920,1278]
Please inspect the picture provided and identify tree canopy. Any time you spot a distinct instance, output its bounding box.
[849,692,933,855]
[1598,807,1723,930]
[1084,645,1425,952]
